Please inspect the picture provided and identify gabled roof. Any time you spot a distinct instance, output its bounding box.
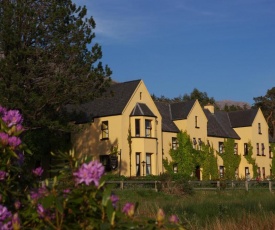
[204,109,240,139]
[130,103,156,117]
[70,80,141,123]
[155,102,180,133]
[170,100,196,120]
[228,109,258,128]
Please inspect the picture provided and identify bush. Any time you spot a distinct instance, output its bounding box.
[0,105,183,229]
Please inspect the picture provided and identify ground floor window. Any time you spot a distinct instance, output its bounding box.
[219,166,224,178]
[136,153,140,176]
[146,153,152,175]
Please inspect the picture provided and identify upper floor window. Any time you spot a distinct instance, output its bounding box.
[172,137,178,150]
[219,142,224,154]
[261,143,265,156]
[269,146,273,159]
[101,121,109,139]
[234,143,238,155]
[258,123,262,134]
[145,119,152,137]
[244,143,248,156]
[195,116,199,128]
[256,143,260,155]
[135,119,140,137]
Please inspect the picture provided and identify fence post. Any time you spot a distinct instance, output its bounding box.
[217,181,220,190]
[120,180,124,190]
[245,180,249,191]
[155,181,158,192]
[269,180,272,193]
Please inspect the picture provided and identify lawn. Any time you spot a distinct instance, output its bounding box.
[112,188,275,229]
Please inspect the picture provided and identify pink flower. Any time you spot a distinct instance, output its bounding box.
[0,204,12,221]
[0,171,7,181]
[12,213,20,230]
[110,194,119,208]
[122,203,135,218]
[37,204,45,218]
[73,160,104,187]
[8,136,21,148]
[2,109,23,127]
[169,214,179,224]
[32,167,44,177]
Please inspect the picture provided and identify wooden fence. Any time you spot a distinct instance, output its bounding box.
[105,180,275,192]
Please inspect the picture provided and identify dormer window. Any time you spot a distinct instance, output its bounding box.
[258,123,262,134]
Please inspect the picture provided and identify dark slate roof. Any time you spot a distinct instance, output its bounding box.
[155,102,180,133]
[170,100,196,120]
[130,103,156,117]
[69,80,141,123]
[228,109,258,128]
[204,109,240,139]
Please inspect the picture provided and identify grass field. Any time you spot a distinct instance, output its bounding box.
[112,188,275,229]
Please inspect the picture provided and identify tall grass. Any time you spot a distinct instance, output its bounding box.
[113,188,275,229]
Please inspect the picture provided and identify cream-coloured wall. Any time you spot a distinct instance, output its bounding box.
[233,109,271,179]
[121,80,163,176]
[72,115,122,159]
[207,137,225,168]
[186,100,208,145]
[73,80,163,177]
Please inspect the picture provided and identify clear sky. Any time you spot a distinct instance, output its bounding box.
[73,0,275,105]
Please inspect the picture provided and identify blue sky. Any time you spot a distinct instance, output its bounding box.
[73,0,275,104]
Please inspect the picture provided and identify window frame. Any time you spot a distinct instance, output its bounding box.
[145,119,152,137]
[101,121,109,140]
[135,119,140,137]
[136,153,141,176]
[146,153,152,175]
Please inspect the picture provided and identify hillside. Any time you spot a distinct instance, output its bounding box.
[216,100,251,110]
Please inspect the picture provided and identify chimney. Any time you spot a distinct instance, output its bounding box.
[204,104,214,114]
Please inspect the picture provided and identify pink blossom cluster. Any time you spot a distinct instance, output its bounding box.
[73,160,105,187]
[0,204,20,230]
[0,105,24,149]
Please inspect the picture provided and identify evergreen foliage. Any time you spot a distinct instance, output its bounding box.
[0,0,111,130]
[270,143,275,179]
[218,138,241,180]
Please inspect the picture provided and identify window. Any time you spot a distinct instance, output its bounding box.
[195,116,199,128]
[235,168,239,179]
[140,92,142,100]
[262,167,265,179]
[101,121,109,139]
[256,143,260,155]
[146,153,151,175]
[173,163,178,173]
[145,119,152,137]
[100,155,111,172]
[269,146,273,158]
[261,143,265,156]
[135,119,140,137]
[257,167,261,178]
[172,137,178,150]
[219,166,224,178]
[193,138,197,146]
[244,143,248,156]
[258,123,262,134]
[219,142,224,154]
[245,167,250,180]
[198,138,202,150]
[234,143,238,155]
[136,153,140,176]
